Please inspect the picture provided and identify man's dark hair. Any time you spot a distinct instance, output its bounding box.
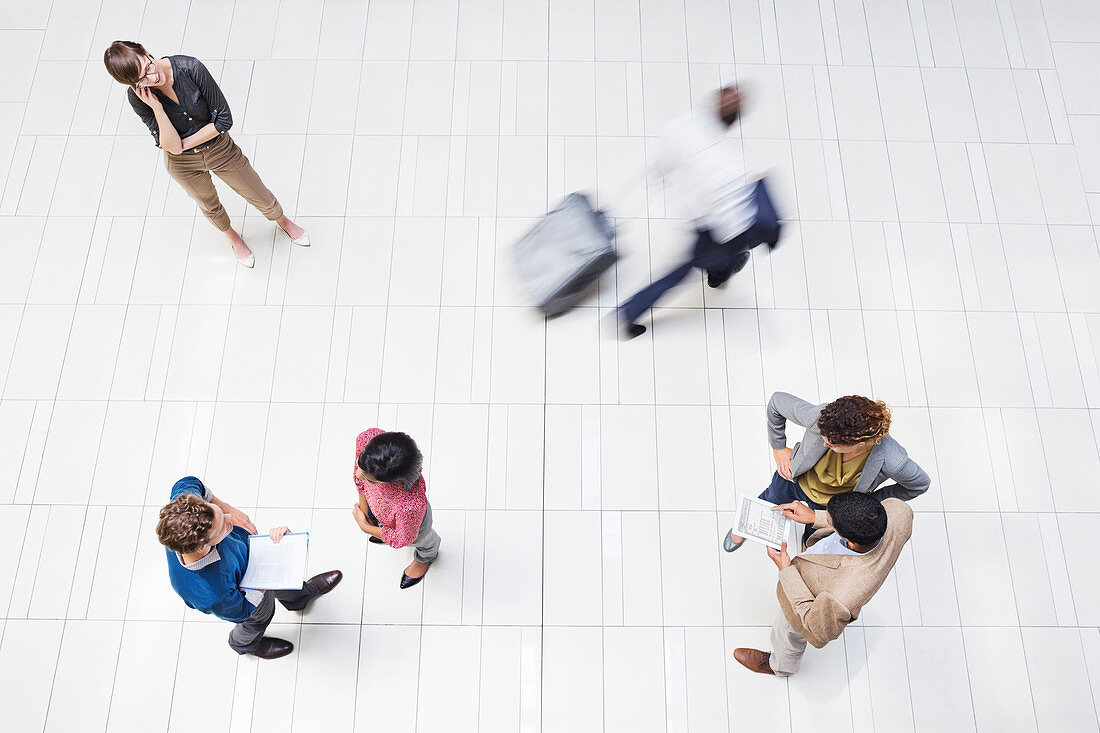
[826,492,888,546]
[718,85,743,126]
[356,431,423,490]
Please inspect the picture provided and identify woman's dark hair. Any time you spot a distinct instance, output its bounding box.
[104,40,149,85]
[816,395,891,446]
[826,492,888,547]
[357,431,423,490]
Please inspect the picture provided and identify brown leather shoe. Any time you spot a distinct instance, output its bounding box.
[734,648,776,676]
[250,637,294,660]
[305,570,343,598]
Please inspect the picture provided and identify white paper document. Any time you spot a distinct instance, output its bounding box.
[240,532,310,590]
[731,495,791,551]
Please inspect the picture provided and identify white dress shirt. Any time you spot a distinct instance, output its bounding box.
[801,532,881,558]
[655,110,758,242]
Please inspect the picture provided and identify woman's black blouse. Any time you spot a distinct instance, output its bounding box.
[127,55,233,149]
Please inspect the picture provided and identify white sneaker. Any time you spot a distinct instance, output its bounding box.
[237,252,255,268]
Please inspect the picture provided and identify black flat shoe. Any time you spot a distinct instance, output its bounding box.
[399,564,430,589]
[250,637,294,660]
[368,536,384,544]
[623,323,646,340]
[399,573,424,589]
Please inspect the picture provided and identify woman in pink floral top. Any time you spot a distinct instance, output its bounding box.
[352,428,440,588]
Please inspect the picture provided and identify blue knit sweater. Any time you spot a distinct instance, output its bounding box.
[165,477,256,623]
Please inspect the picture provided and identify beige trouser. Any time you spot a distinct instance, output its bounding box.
[163,133,283,231]
[770,611,809,677]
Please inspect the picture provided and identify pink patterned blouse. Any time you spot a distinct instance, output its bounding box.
[354,428,428,549]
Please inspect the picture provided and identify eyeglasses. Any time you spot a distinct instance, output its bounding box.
[136,57,158,86]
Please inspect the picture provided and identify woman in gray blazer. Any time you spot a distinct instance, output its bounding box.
[724,392,930,552]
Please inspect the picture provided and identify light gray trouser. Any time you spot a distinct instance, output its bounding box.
[410,503,441,563]
[368,502,441,563]
[770,611,809,677]
[228,585,314,654]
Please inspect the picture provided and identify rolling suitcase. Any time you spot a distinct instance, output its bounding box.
[513,193,617,316]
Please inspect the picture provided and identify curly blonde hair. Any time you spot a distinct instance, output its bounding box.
[816,395,892,446]
[156,493,216,554]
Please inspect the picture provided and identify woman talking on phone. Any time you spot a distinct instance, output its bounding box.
[103,40,309,268]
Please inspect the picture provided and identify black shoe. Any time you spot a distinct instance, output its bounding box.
[707,275,728,289]
[729,250,751,275]
[399,563,431,589]
[250,637,294,660]
[623,323,647,340]
[368,535,384,544]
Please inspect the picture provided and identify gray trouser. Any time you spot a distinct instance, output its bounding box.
[368,502,441,563]
[770,611,809,677]
[228,585,314,654]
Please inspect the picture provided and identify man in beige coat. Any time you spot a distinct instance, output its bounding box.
[734,492,914,676]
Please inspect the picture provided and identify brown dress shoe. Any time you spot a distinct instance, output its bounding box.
[250,637,294,660]
[306,570,343,598]
[734,648,776,675]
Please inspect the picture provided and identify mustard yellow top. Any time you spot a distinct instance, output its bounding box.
[797,449,871,505]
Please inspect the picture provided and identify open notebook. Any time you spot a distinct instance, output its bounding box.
[240,532,310,591]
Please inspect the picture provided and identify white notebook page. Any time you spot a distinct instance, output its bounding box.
[732,495,791,551]
[240,532,310,590]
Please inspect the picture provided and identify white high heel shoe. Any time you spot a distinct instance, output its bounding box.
[237,252,255,268]
[279,225,310,247]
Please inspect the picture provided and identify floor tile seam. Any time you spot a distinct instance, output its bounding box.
[819,26,915,729]
[21,65,115,511]
[11,501,1100,513]
[319,0,372,414]
[219,9,284,729]
[636,26,681,728]
[21,212,1100,228]
[0,26,54,402]
[858,2,937,727]
[33,398,1086,410]
[56,46,1089,67]
[688,6,741,728]
[680,25,752,729]
[409,88,454,703]
[947,296,1043,723]
[0,11,48,213]
[33,130,1100,144]
[37,503,111,731]
[236,1,316,729]
[137,8,200,732]
[0,461,46,630]
[381,9,425,730]
[917,27,1044,539]
[7,617,1100,629]
[22,301,1100,316]
[957,42,1096,616]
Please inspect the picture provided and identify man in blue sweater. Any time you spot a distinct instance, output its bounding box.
[157,476,343,659]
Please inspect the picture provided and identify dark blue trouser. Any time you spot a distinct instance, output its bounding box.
[757,471,825,548]
[619,178,781,325]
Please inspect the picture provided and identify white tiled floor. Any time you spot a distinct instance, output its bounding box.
[2,0,1100,731]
